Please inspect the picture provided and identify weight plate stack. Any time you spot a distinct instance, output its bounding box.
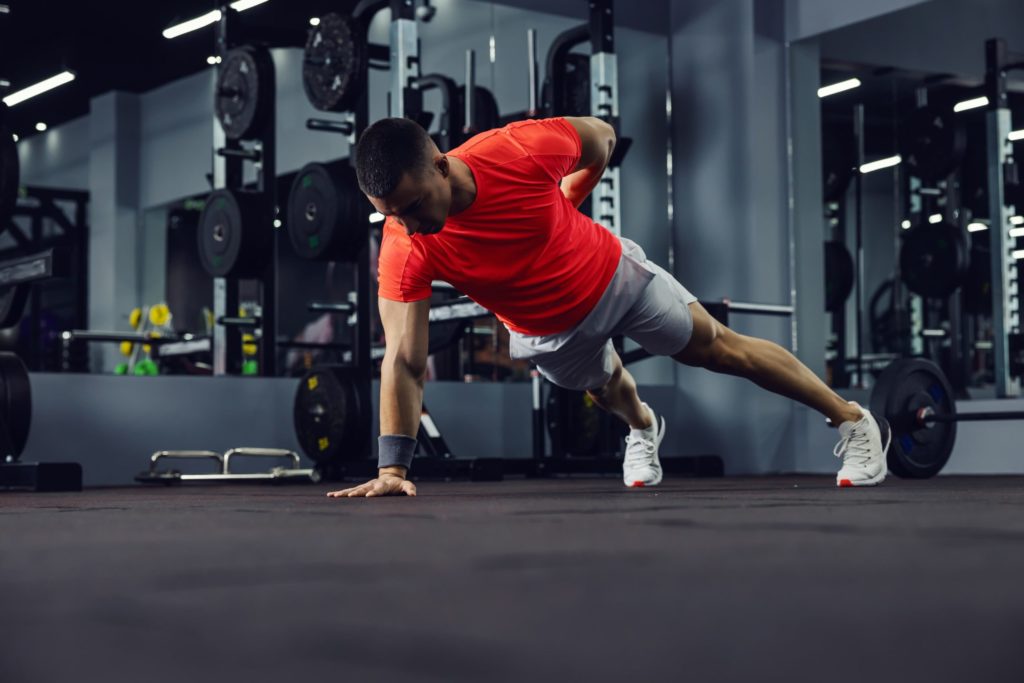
[899,222,969,299]
[303,13,368,113]
[0,352,32,459]
[294,366,370,465]
[215,45,275,141]
[287,162,370,261]
[197,189,271,278]
[870,358,956,479]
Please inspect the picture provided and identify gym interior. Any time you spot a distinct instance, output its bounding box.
[2,1,1023,681]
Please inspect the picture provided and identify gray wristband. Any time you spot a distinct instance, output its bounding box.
[378,435,417,470]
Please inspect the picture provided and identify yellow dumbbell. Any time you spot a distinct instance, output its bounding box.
[120,341,134,356]
[129,308,143,330]
[149,303,171,327]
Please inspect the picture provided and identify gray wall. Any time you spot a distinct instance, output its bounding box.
[786,0,931,41]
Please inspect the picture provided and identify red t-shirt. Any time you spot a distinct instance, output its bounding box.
[377,117,622,336]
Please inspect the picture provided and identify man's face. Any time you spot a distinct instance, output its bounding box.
[369,159,452,236]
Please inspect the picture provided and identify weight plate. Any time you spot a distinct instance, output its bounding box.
[215,45,274,140]
[542,53,590,118]
[0,284,30,328]
[303,13,368,113]
[453,85,501,144]
[900,106,967,180]
[964,245,992,315]
[294,366,370,465]
[287,162,370,261]
[824,240,855,313]
[899,222,969,299]
[546,386,626,458]
[0,351,32,459]
[870,358,956,478]
[197,189,271,278]
[0,120,18,228]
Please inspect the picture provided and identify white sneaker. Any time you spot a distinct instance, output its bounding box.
[834,402,891,488]
[623,403,665,488]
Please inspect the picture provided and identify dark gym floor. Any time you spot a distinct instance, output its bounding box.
[2,476,1023,683]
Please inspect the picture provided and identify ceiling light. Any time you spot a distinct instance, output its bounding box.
[1011,216,1024,225]
[206,55,222,65]
[369,212,385,224]
[163,10,222,39]
[1009,129,1024,142]
[859,155,901,174]
[11,133,18,142]
[2,71,76,107]
[929,213,943,224]
[968,222,988,232]
[1014,249,1024,260]
[35,122,47,132]
[901,220,912,230]
[817,78,861,99]
[309,17,320,26]
[953,96,989,113]
[1009,227,1024,238]
[273,219,282,228]
[230,0,269,10]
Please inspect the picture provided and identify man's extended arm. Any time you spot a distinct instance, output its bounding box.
[559,116,617,209]
[327,297,430,498]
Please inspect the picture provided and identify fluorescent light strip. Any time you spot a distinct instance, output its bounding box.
[817,78,862,99]
[1011,216,1024,225]
[968,222,989,232]
[1014,249,1024,260]
[35,122,47,132]
[928,213,943,224]
[1009,129,1024,142]
[954,96,989,113]
[860,155,901,174]
[163,1,267,40]
[369,212,385,224]
[309,17,321,26]
[2,71,75,107]
[1009,227,1024,238]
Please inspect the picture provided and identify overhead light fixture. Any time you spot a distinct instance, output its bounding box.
[369,212,385,223]
[206,55,222,66]
[273,219,282,228]
[1011,216,1024,225]
[309,17,320,26]
[1009,129,1024,142]
[953,96,989,113]
[163,1,268,40]
[35,122,47,132]
[1014,249,1024,260]
[2,71,76,107]
[860,155,901,174]
[928,213,943,224]
[817,78,862,99]
[1009,227,1024,238]
[901,219,912,230]
[968,222,988,232]
[11,133,18,142]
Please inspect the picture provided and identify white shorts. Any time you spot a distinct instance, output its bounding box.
[508,237,698,391]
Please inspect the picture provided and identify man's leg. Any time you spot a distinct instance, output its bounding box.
[671,302,862,427]
[584,352,652,430]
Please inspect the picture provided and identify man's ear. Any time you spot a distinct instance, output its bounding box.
[436,154,450,178]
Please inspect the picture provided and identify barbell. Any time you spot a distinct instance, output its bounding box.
[870,358,1024,478]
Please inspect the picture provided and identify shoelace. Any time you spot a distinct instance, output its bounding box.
[624,433,657,466]
[833,421,873,466]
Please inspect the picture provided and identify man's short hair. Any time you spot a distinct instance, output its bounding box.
[354,118,433,198]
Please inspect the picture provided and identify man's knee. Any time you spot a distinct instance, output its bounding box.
[586,355,623,398]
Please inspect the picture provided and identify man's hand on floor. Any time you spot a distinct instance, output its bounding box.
[327,474,417,498]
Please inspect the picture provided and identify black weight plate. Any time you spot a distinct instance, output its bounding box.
[541,53,590,118]
[824,240,855,313]
[899,222,969,299]
[453,85,500,144]
[0,285,30,329]
[303,13,368,113]
[546,386,626,458]
[870,358,956,478]
[964,245,992,315]
[294,366,368,464]
[197,189,270,278]
[0,351,32,459]
[0,121,18,227]
[900,106,967,180]
[215,45,274,140]
[287,162,370,261]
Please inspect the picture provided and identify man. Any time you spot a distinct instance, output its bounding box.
[327,116,890,498]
